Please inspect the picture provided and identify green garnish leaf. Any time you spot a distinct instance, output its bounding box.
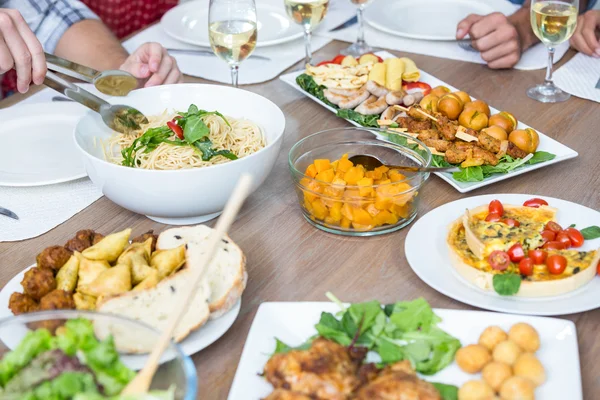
[272,338,312,355]
[527,151,556,165]
[183,114,210,144]
[296,74,335,108]
[493,274,522,296]
[452,166,484,182]
[568,224,576,228]
[581,226,600,240]
[431,382,459,400]
[336,109,380,127]
[193,138,238,162]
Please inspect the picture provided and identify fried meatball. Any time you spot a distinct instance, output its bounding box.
[132,230,158,252]
[513,353,545,387]
[455,344,491,374]
[36,246,72,272]
[458,380,495,400]
[21,267,56,301]
[493,340,522,366]
[9,292,39,316]
[39,290,76,311]
[479,325,508,351]
[508,323,540,353]
[499,376,535,400]
[64,229,104,252]
[482,361,513,391]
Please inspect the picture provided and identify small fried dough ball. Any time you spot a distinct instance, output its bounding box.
[509,323,540,352]
[482,361,513,392]
[514,353,546,387]
[39,289,75,311]
[499,376,535,400]
[64,229,104,252]
[8,292,39,316]
[458,380,495,400]
[21,267,56,300]
[493,340,522,366]
[479,325,508,351]
[36,245,72,272]
[132,230,158,252]
[456,344,492,373]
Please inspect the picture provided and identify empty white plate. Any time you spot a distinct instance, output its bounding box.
[0,103,87,187]
[364,0,516,41]
[161,0,304,47]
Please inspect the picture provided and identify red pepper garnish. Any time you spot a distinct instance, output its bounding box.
[331,54,346,64]
[167,120,184,140]
[402,82,432,96]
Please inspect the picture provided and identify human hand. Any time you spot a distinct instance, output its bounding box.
[0,8,46,93]
[570,10,600,57]
[119,42,183,87]
[457,13,521,69]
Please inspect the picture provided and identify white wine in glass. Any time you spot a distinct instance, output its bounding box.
[527,0,578,103]
[209,0,257,87]
[284,0,330,64]
[341,0,375,57]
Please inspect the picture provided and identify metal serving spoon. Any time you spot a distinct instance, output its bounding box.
[46,52,139,96]
[348,154,460,173]
[44,70,148,134]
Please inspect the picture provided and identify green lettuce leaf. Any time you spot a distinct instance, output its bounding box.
[295,74,336,108]
[0,328,52,386]
[431,382,459,400]
[336,109,380,128]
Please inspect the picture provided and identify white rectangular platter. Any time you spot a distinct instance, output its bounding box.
[279,51,578,193]
[228,302,582,400]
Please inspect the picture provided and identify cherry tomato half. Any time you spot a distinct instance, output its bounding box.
[519,258,534,276]
[507,243,525,262]
[316,60,333,66]
[545,221,563,233]
[547,254,567,275]
[523,198,549,208]
[597,260,600,275]
[540,230,556,243]
[486,212,502,222]
[556,231,572,249]
[489,200,504,216]
[528,249,548,264]
[488,250,511,271]
[502,218,521,227]
[565,228,585,248]
[167,120,184,140]
[543,241,567,250]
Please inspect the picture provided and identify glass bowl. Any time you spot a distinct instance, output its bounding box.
[289,127,432,236]
[0,310,197,399]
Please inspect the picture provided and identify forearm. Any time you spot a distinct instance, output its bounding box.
[53,19,129,71]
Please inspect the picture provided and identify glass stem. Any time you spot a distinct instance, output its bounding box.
[356,7,365,46]
[304,28,312,65]
[230,64,239,87]
[544,47,555,86]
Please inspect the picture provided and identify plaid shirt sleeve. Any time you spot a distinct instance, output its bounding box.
[1,0,99,53]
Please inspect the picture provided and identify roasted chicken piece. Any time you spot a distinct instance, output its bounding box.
[445,142,499,167]
[406,106,432,122]
[132,230,159,253]
[264,338,363,400]
[64,229,104,252]
[475,130,529,160]
[21,267,56,300]
[395,117,432,132]
[353,361,441,400]
[263,389,313,400]
[421,139,451,153]
[9,292,39,315]
[36,245,72,272]
[433,115,459,141]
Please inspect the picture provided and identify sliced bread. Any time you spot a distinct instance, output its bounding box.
[157,225,247,320]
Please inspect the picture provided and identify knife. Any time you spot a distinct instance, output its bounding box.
[166,48,270,61]
[330,16,358,32]
[0,206,19,220]
[595,77,600,89]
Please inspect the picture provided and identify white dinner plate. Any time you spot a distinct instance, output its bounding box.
[161,0,304,48]
[0,265,240,368]
[229,302,582,399]
[364,0,516,41]
[0,103,87,187]
[405,194,600,316]
[279,51,579,193]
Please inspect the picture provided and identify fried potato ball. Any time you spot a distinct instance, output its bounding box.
[64,229,105,252]
[479,325,508,351]
[36,245,72,272]
[455,344,492,373]
[514,353,546,387]
[509,323,540,352]
[482,361,513,392]
[499,376,535,400]
[458,380,495,400]
[8,292,39,316]
[493,340,522,366]
[21,267,56,301]
[39,289,76,311]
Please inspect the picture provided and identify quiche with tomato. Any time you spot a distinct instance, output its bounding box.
[447,199,600,297]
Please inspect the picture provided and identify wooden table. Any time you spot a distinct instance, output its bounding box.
[2,42,599,398]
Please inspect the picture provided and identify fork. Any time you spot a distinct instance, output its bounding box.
[458,39,478,53]
[0,206,19,220]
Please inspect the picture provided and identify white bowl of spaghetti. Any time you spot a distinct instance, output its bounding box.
[74,84,285,225]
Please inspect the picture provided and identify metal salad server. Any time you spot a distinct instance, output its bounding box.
[44,70,148,134]
[348,154,460,173]
[45,52,139,96]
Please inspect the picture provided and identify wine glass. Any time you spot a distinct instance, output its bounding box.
[284,0,330,65]
[340,0,375,56]
[209,0,258,87]
[528,0,578,103]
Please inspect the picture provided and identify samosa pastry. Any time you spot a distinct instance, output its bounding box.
[132,270,160,292]
[399,57,420,82]
[82,228,132,262]
[56,253,80,292]
[117,237,152,265]
[79,264,132,297]
[151,246,186,279]
[131,259,155,285]
[77,257,110,289]
[73,292,97,311]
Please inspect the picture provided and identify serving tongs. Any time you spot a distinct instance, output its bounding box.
[44,53,147,134]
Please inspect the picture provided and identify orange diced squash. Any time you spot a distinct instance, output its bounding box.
[316,168,335,183]
[365,171,376,179]
[388,170,406,182]
[341,203,354,221]
[332,177,346,187]
[392,204,411,219]
[314,159,331,173]
[344,166,365,185]
[374,210,399,226]
[335,170,346,180]
[357,177,374,197]
[304,198,314,213]
[337,158,354,173]
[323,185,343,200]
[312,199,328,220]
[375,192,393,210]
[375,165,390,175]
[299,178,311,188]
[307,180,323,194]
[340,217,351,229]
[305,164,317,178]
[303,190,318,203]
[352,222,373,231]
[324,216,338,226]
[331,160,339,170]
[352,208,373,226]
[329,202,343,222]
[366,204,380,217]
